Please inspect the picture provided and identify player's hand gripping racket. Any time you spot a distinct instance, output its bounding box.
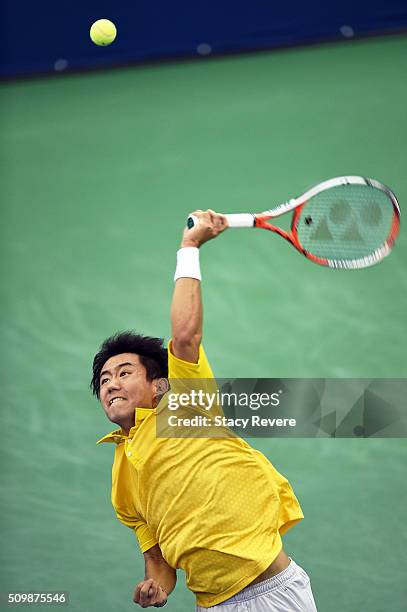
[187,176,400,269]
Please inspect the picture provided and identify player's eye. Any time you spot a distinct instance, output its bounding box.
[101,377,109,385]
[120,371,130,377]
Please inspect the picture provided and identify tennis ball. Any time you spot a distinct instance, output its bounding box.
[90,19,117,46]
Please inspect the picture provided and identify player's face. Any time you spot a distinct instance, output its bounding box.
[99,353,156,431]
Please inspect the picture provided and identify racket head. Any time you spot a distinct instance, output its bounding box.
[257,177,400,269]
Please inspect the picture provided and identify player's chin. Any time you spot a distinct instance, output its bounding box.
[105,402,131,421]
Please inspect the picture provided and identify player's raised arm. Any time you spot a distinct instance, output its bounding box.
[170,209,228,363]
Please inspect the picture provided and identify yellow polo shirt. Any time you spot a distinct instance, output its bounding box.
[97,342,304,607]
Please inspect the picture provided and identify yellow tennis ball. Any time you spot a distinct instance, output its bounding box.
[90,19,117,46]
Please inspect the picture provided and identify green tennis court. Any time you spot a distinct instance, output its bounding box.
[1,34,406,611]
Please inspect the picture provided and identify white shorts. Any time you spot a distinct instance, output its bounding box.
[196,559,317,612]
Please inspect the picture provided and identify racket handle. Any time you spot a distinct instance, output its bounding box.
[226,214,256,228]
[186,214,255,229]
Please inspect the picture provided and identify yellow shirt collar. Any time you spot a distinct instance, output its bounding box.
[96,407,155,444]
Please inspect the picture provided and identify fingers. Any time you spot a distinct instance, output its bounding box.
[182,208,228,248]
[132,580,167,608]
[133,579,160,607]
[206,209,228,231]
[188,209,228,234]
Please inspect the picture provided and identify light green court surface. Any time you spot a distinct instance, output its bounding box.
[1,36,406,611]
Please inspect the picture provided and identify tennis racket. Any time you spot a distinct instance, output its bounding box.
[187,176,400,269]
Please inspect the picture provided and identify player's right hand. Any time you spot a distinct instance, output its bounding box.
[132,578,168,608]
[181,209,228,248]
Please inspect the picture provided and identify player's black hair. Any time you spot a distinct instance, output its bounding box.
[91,331,168,398]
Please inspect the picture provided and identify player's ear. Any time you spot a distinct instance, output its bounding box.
[153,378,170,406]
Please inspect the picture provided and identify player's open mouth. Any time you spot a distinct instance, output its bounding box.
[109,397,126,406]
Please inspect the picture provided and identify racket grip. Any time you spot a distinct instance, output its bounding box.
[225,214,256,228]
[186,213,255,229]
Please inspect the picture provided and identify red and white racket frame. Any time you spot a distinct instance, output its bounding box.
[224,176,400,269]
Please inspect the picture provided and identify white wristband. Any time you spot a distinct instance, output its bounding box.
[174,247,201,281]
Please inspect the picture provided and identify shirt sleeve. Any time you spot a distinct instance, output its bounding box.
[167,340,214,379]
[133,519,159,553]
[166,341,224,419]
[115,509,158,553]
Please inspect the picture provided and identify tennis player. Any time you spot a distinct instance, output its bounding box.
[92,209,318,610]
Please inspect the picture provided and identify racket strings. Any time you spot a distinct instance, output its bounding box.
[296,185,395,261]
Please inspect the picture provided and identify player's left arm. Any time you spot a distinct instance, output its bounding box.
[170,209,228,363]
[133,544,176,608]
